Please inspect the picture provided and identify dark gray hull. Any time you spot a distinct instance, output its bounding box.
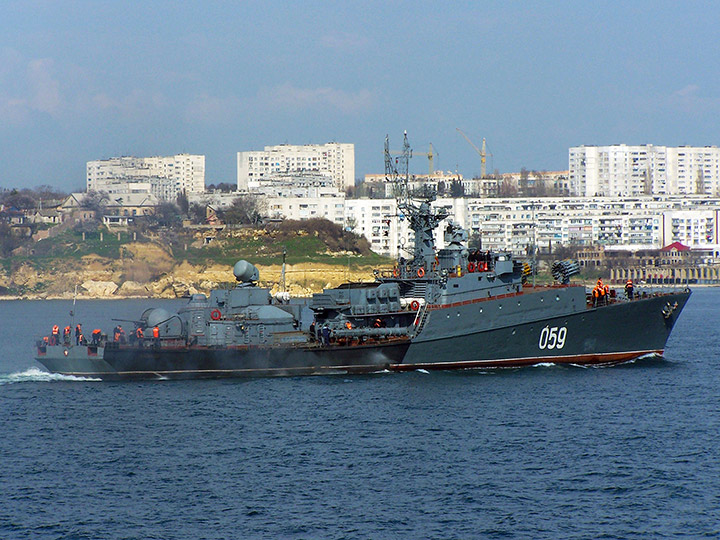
[36,339,411,380]
[399,289,690,370]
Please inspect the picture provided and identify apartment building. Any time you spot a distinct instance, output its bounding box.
[339,195,720,258]
[569,145,720,197]
[237,143,354,192]
[87,154,205,201]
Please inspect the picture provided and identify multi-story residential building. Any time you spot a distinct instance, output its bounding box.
[339,195,720,258]
[87,154,205,201]
[569,144,720,197]
[237,143,354,192]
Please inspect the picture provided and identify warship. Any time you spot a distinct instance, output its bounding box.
[35,135,691,380]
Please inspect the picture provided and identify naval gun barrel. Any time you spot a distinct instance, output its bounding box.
[551,259,581,284]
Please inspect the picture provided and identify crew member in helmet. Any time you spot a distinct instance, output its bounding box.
[625,278,634,300]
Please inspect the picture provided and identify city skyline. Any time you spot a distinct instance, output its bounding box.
[2,1,719,191]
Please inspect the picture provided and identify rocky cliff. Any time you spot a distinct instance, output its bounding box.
[0,242,386,299]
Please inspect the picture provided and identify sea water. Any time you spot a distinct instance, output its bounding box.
[1,290,719,539]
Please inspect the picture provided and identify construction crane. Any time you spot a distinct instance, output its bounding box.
[415,143,437,175]
[388,142,437,176]
[456,128,491,178]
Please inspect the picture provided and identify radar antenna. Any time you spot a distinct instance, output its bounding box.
[385,132,449,270]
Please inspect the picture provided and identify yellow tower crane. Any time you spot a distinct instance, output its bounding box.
[456,128,491,178]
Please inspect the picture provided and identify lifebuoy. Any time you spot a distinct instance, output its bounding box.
[417,267,425,278]
[467,262,476,273]
[410,300,420,311]
[210,309,222,320]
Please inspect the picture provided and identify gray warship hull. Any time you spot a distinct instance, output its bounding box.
[35,339,411,380]
[35,288,689,379]
[399,288,690,370]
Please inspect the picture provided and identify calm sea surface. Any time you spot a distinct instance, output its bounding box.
[1,290,719,539]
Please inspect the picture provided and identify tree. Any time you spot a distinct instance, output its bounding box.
[207,182,236,192]
[153,202,182,228]
[188,202,208,224]
[533,171,547,197]
[80,190,110,213]
[450,180,465,198]
[519,168,530,196]
[0,222,22,257]
[221,195,265,225]
[176,191,189,216]
[498,179,518,198]
[1,189,36,210]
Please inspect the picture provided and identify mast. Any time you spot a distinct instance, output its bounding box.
[385,132,448,271]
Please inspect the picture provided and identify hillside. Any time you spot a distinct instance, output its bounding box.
[0,221,394,299]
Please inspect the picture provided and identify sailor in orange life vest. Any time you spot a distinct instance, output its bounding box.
[592,278,608,307]
[625,278,634,300]
[51,324,60,345]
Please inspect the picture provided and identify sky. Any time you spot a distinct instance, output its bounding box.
[2,0,720,191]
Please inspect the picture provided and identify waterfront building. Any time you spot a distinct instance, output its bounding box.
[237,143,354,192]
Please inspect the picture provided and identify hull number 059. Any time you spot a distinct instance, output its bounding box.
[539,326,567,350]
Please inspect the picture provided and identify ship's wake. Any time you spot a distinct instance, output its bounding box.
[0,367,101,385]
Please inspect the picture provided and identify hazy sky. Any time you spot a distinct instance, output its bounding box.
[2,1,719,191]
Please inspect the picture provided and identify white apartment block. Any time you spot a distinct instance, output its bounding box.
[87,154,205,201]
[569,144,720,197]
[237,143,354,192]
[336,195,720,259]
[266,196,346,226]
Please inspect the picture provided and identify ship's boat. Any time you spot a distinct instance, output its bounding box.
[35,135,691,380]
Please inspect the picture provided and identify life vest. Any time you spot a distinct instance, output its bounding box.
[52,325,59,335]
[153,327,159,338]
[136,328,144,339]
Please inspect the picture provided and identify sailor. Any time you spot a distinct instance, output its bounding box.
[321,324,330,346]
[345,321,353,330]
[136,327,144,340]
[113,325,121,342]
[51,324,59,345]
[63,325,71,344]
[91,328,102,345]
[118,325,126,343]
[75,323,82,345]
[592,279,607,307]
[625,279,634,300]
[373,318,382,328]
